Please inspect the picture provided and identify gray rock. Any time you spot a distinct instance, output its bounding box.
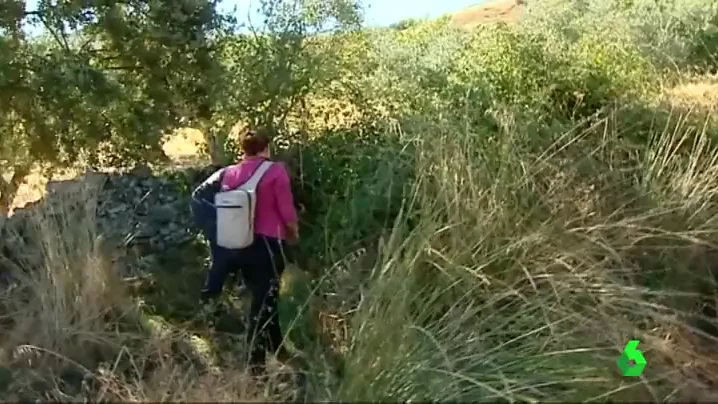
[0,164,218,281]
[131,164,153,178]
[151,206,176,225]
[107,204,129,216]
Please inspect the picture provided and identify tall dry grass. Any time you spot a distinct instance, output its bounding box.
[310,110,718,402]
[0,182,295,401]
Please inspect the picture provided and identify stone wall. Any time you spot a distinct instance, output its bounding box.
[0,165,221,284]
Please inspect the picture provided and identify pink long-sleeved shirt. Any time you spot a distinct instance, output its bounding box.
[220,156,298,240]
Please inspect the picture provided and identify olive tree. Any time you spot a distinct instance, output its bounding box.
[201,0,363,164]
[0,0,230,212]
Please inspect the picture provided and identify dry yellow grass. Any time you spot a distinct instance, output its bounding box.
[161,128,208,160]
[450,0,525,29]
[7,129,212,213]
[665,75,718,110]
[7,167,85,214]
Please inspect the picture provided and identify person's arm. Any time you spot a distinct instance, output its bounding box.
[285,221,299,242]
[273,163,299,241]
[192,168,224,202]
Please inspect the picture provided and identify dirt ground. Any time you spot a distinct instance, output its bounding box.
[450,0,525,29]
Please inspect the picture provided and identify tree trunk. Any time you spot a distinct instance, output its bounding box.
[0,165,30,217]
[206,127,230,166]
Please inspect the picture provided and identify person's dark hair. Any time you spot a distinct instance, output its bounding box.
[241,127,271,156]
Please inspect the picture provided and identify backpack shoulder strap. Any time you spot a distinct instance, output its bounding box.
[242,160,274,190]
[218,167,227,185]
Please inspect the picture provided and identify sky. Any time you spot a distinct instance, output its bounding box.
[24,0,484,30]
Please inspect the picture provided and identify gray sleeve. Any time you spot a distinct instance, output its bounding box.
[192,168,225,200]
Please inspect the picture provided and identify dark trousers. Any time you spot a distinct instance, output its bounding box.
[191,197,235,294]
[202,235,287,369]
[191,199,287,368]
[201,242,240,299]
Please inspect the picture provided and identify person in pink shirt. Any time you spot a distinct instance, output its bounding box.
[198,128,299,376]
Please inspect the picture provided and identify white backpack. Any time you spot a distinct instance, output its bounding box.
[214,161,274,249]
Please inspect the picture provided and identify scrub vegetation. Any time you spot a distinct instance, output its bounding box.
[2,0,718,400]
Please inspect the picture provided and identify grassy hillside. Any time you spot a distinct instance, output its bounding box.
[3,0,718,401]
[450,0,525,28]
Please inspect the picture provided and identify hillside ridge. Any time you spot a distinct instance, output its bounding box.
[449,0,525,28]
